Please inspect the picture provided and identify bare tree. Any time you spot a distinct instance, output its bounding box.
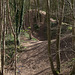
[1,0,6,74]
[70,0,75,74]
[28,0,32,40]
[7,0,17,75]
[56,0,65,73]
[46,0,58,75]
[0,0,2,74]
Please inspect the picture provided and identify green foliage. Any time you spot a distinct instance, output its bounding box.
[68,26,72,30]
[21,30,25,32]
[32,38,37,41]
[72,58,75,61]
[25,29,29,32]
[56,70,59,74]
[24,46,27,49]
[28,26,31,29]
[17,46,20,49]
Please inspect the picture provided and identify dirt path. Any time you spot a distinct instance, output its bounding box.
[5,34,75,75]
[17,39,52,75]
[5,37,52,75]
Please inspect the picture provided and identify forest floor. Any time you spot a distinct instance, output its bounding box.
[5,34,75,75]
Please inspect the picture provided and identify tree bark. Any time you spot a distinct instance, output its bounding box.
[0,0,2,74]
[56,0,64,73]
[46,0,58,75]
[28,0,32,40]
[7,0,17,75]
[70,0,75,74]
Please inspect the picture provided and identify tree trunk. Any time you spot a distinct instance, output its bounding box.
[0,0,2,74]
[34,0,37,22]
[46,0,58,75]
[7,0,17,75]
[70,0,75,74]
[1,0,6,74]
[37,0,40,20]
[56,0,64,73]
[28,0,32,40]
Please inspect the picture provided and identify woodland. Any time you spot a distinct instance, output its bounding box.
[0,0,75,75]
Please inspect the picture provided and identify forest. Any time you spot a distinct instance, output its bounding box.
[0,0,75,75]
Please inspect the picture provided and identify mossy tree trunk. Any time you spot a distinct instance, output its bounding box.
[18,0,25,44]
[14,0,25,45]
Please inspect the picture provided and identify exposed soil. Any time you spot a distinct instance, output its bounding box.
[5,34,75,75]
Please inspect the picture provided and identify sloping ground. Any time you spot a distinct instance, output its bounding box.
[23,10,72,41]
[5,34,75,75]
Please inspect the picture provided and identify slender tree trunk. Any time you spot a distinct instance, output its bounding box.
[18,0,25,44]
[37,0,40,19]
[0,0,2,74]
[28,0,32,40]
[46,0,58,75]
[14,0,25,45]
[1,0,4,75]
[1,0,6,74]
[16,9,19,45]
[34,0,37,22]
[70,0,75,74]
[13,0,20,45]
[13,35,17,75]
[7,0,17,75]
[56,0,64,73]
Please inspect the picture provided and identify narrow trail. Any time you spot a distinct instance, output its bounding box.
[17,38,52,75]
[5,34,75,75]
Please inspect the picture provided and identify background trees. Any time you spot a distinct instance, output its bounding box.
[56,0,65,73]
[46,0,57,75]
[0,0,75,75]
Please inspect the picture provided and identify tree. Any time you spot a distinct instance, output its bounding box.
[1,0,6,74]
[37,0,40,19]
[7,0,17,74]
[12,0,25,45]
[70,0,75,74]
[46,0,58,75]
[0,0,2,74]
[56,0,65,73]
[28,0,32,40]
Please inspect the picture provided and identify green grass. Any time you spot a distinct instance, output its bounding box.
[32,38,37,41]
